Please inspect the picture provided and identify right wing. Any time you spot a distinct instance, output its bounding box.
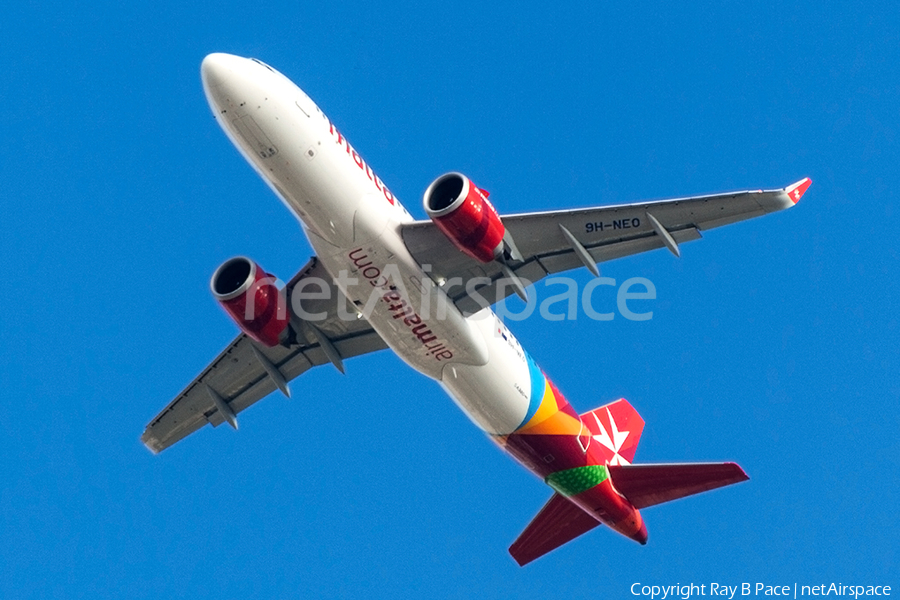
[140,257,386,454]
[403,179,811,314]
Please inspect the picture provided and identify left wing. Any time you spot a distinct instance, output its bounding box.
[402,179,810,314]
[141,257,386,453]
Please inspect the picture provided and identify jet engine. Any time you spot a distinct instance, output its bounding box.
[210,256,290,347]
[423,172,505,263]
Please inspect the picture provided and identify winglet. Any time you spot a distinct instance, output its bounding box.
[785,177,812,204]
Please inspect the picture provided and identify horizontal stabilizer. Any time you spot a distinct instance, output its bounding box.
[608,462,749,509]
[509,493,601,566]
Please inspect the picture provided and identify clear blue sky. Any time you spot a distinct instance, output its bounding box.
[1,2,897,598]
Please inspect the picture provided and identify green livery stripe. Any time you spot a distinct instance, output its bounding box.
[545,465,609,497]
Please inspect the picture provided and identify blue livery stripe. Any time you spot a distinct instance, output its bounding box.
[518,353,546,429]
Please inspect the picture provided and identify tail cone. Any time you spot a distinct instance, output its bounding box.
[632,522,648,545]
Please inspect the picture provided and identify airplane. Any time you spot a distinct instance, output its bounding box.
[141,52,811,565]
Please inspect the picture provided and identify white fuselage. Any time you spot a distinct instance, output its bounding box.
[201,53,540,436]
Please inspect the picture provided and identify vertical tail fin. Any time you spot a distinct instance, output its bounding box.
[581,398,644,465]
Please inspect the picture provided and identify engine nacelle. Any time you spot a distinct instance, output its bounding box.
[423,172,505,263]
[210,257,289,347]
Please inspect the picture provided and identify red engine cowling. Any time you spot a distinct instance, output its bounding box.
[423,172,505,263]
[210,257,289,347]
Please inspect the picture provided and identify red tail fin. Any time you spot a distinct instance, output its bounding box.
[581,398,644,465]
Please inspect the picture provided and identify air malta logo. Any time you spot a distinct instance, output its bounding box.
[584,399,645,466]
[786,177,812,204]
[592,408,632,465]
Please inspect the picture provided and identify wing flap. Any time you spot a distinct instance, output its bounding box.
[537,226,702,276]
[509,492,601,566]
[608,462,749,509]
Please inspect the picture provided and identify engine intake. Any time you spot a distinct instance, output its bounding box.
[423,172,505,263]
[211,257,289,347]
